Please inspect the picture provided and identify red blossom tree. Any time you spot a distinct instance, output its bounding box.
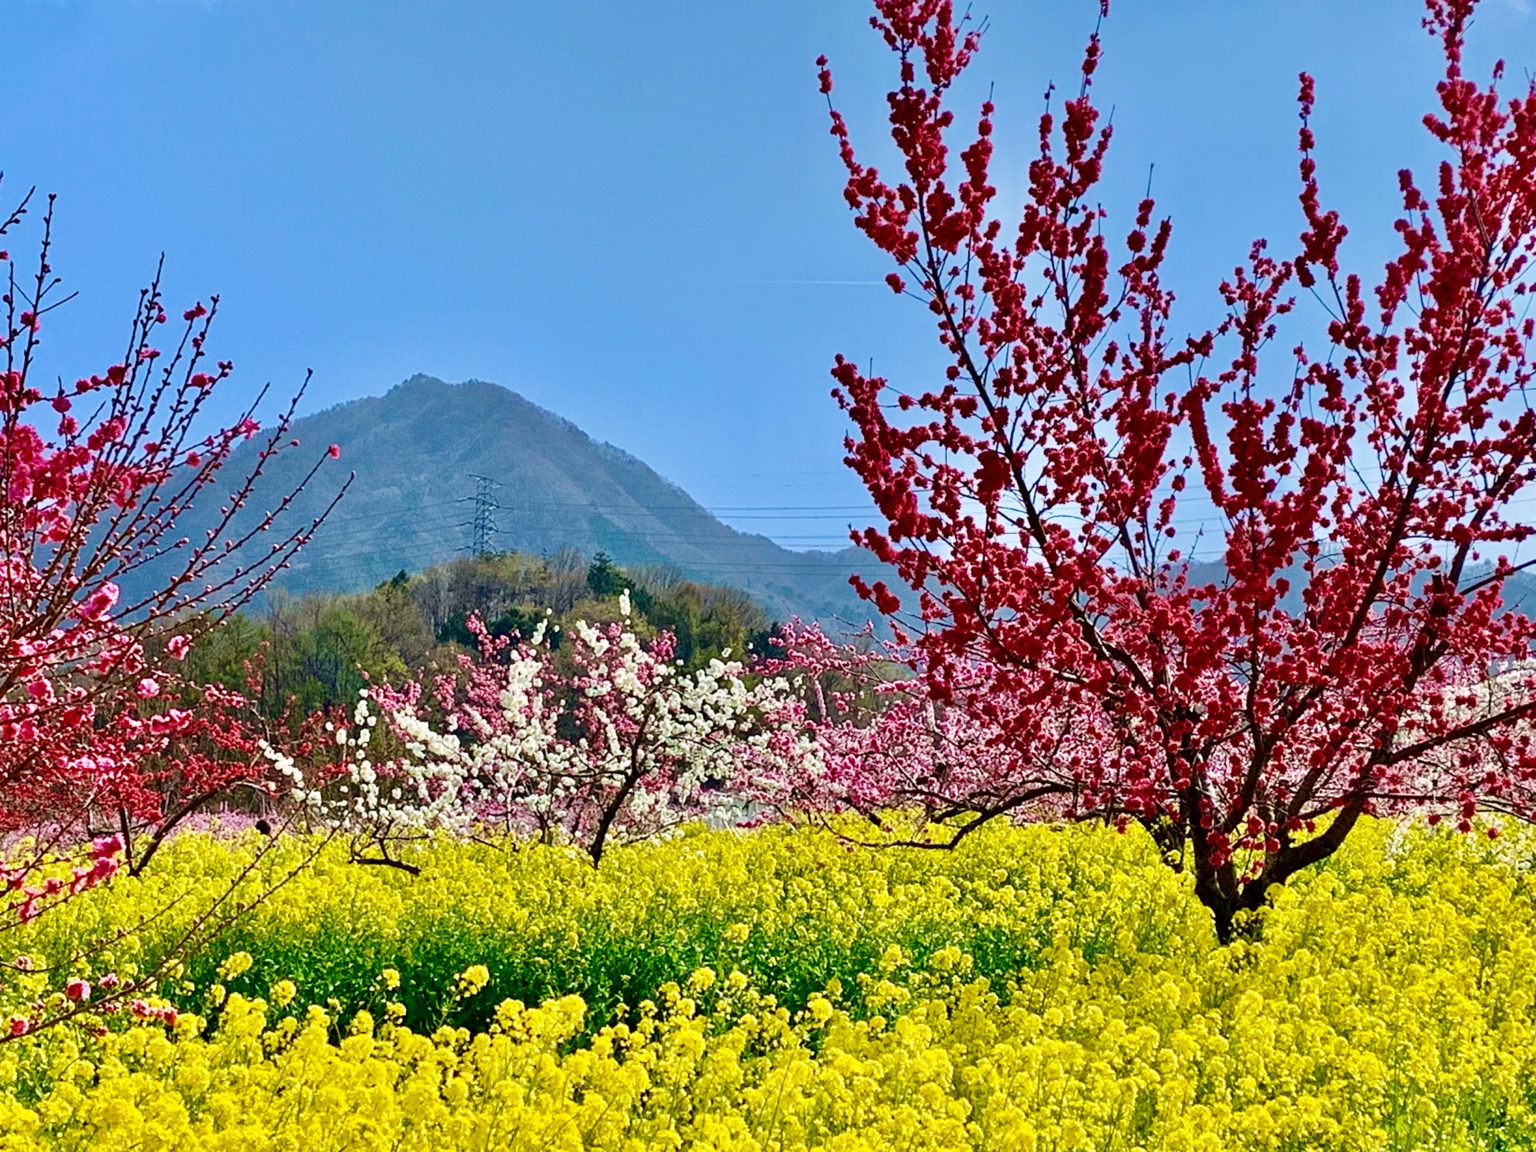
[818,0,1536,939]
[0,183,348,911]
[103,646,339,877]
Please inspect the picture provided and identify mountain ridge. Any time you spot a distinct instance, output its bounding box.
[126,371,1536,634]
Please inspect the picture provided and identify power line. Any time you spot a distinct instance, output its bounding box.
[270,482,1536,582]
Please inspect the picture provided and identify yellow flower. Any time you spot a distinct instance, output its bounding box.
[3,816,1533,1151]
[456,964,490,998]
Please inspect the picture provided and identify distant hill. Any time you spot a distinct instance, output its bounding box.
[1182,557,1536,617]
[163,374,896,630]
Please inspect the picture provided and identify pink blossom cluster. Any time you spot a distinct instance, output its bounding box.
[0,178,346,1034]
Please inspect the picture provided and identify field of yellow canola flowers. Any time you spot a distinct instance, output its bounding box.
[2,817,1536,1150]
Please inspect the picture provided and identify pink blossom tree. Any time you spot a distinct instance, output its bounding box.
[0,179,347,991]
[760,621,1107,838]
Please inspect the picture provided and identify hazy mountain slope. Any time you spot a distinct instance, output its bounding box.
[171,374,893,629]
[1182,557,1536,616]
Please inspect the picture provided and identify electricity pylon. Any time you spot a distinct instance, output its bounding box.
[459,474,501,556]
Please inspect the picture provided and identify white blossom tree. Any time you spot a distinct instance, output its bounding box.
[295,593,813,866]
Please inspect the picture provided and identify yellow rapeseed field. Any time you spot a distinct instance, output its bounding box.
[1,817,1534,1150]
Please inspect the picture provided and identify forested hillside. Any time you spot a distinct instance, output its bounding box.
[187,549,782,717]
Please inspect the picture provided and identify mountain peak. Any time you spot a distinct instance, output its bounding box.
[165,376,890,629]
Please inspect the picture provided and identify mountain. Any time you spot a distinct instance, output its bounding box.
[172,374,894,629]
[147,371,1536,632]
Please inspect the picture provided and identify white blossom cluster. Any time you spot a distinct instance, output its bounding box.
[310,597,813,855]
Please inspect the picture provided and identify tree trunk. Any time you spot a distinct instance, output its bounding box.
[1205,883,1271,945]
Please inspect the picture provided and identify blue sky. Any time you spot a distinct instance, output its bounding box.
[3,0,1533,549]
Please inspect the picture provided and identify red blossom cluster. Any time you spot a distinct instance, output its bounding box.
[819,0,1536,939]
[2,834,120,930]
